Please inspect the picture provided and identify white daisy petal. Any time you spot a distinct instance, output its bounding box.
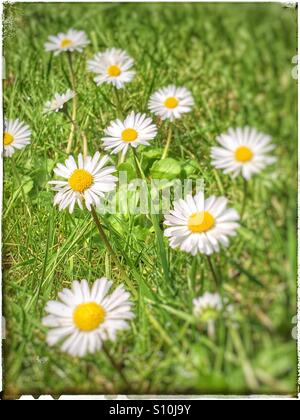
[58,288,78,308]
[49,152,117,212]
[164,194,240,256]
[148,85,194,121]
[88,48,135,89]
[44,90,75,114]
[46,326,76,346]
[44,29,89,55]
[193,292,222,322]
[3,119,31,157]
[43,277,134,358]
[211,127,276,180]
[91,278,113,303]
[45,301,73,318]
[42,315,73,328]
[102,111,157,157]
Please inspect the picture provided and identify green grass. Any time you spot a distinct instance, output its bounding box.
[3,2,297,397]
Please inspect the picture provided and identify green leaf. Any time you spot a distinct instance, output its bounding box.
[254,343,297,377]
[118,162,136,182]
[150,158,182,180]
[181,159,199,177]
[33,162,55,189]
[141,147,164,173]
[22,176,34,195]
[142,148,164,161]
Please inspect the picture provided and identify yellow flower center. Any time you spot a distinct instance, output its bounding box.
[60,38,73,48]
[73,302,106,332]
[164,97,179,109]
[68,169,93,193]
[188,211,215,233]
[107,65,121,77]
[122,128,138,142]
[235,146,253,162]
[3,132,14,146]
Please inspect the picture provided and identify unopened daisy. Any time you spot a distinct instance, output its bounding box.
[87,48,135,89]
[102,111,157,157]
[43,278,134,357]
[3,119,31,157]
[49,152,117,213]
[211,127,276,180]
[164,193,240,256]
[44,29,89,55]
[148,85,194,121]
[43,90,76,114]
[193,292,222,323]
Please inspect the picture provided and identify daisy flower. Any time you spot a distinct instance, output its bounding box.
[44,29,89,55]
[49,152,117,213]
[102,111,157,157]
[3,119,31,157]
[211,127,276,180]
[43,278,134,357]
[43,90,76,114]
[164,193,240,256]
[87,48,135,89]
[148,85,194,121]
[193,292,222,323]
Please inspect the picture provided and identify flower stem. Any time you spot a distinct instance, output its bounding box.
[118,152,126,166]
[90,205,136,297]
[132,150,170,284]
[102,342,132,392]
[240,177,248,220]
[230,327,259,391]
[162,124,172,159]
[91,205,122,266]
[64,110,88,157]
[114,87,123,119]
[132,148,145,180]
[207,319,216,340]
[66,52,77,154]
[206,255,221,291]
[67,51,76,88]
[81,130,88,159]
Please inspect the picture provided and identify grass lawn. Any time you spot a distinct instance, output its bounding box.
[3,2,297,397]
